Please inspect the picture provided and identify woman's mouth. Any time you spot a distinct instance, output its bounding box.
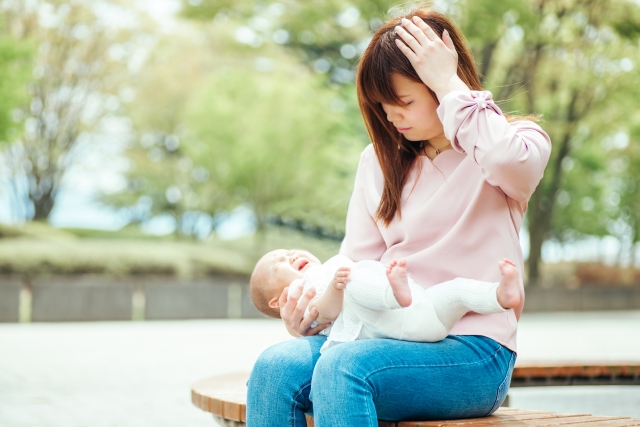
[397,127,411,133]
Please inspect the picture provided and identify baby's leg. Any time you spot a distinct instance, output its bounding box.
[424,259,520,332]
[344,260,403,310]
[357,287,449,343]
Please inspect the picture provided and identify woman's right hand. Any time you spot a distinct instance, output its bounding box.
[279,284,331,337]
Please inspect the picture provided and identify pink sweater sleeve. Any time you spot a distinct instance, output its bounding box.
[339,146,387,262]
[437,90,552,202]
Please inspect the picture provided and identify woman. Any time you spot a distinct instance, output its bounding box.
[246,7,551,426]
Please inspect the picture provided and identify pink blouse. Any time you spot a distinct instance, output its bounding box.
[339,90,551,352]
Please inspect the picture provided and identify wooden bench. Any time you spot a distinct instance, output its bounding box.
[192,363,640,426]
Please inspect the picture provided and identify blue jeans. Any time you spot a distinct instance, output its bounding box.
[246,335,516,427]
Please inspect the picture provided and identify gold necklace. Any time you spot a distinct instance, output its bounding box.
[431,142,451,156]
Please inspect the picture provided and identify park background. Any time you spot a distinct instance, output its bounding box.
[0,0,639,426]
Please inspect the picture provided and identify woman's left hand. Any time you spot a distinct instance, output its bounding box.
[394,16,470,101]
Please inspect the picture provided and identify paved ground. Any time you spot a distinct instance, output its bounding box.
[1,311,639,427]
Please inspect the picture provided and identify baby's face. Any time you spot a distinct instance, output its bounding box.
[259,249,321,291]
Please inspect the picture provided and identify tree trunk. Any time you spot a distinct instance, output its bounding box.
[526,90,583,286]
[527,188,549,286]
[32,192,55,220]
[479,41,498,84]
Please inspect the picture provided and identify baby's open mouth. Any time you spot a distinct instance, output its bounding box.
[297,259,309,271]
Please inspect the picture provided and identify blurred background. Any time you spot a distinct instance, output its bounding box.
[1,0,640,426]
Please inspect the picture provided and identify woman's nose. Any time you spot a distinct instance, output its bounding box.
[386,107,401,122]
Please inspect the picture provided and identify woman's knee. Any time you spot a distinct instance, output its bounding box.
[311,342,374,398]
[249,336,324,389]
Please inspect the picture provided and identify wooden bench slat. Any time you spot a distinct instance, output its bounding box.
[512,364,640,379]
[191,370,640,426]
[402,415,637,427]
[401,413,588,426]
[574,420,640,426]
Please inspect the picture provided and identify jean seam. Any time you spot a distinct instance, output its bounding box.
[361,339,504,384]
[291,381,311,427]
[485,350,516,416]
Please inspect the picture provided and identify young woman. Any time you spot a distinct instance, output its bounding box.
[246,7,551,426]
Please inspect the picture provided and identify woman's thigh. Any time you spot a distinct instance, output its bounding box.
[311,335,516,425]
[246,335,325,427]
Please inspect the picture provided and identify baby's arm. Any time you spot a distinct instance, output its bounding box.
[309,267,350,324]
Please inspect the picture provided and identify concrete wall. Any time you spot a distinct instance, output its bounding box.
[31,276,134,322]
[3,275,638,322]
[523,287,640,312]
[0,276,21,323]
[144,276,229,320]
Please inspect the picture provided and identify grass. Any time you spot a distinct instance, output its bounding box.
[8,222,631,287]
[0,222,342,278]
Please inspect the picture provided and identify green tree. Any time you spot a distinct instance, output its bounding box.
[0,28,32,146]
[184,65,361,236]
[112,18,365,238]
[1,0,149,221]
[179,0,640,277]
[464,0,640,282]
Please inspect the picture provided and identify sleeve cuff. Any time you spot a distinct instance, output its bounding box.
[436,90,503,154]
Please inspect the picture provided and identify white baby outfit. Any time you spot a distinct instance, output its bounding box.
[288,255,506,353]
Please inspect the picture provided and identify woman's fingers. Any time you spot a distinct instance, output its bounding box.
[278,286,289,310]
[305,319,331,336]
[401,17,431,47]
[442,29,458,59]
[394,38,417,62]
[299,307,320,335]
[411,16,439,42]
[395,24,424,54]
[296,288,316,314]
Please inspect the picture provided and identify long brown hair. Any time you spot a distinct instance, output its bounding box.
[356,6,528,226]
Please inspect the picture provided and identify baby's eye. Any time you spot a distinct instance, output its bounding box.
[404,101,413,106]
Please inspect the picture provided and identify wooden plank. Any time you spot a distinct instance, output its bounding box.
[191,372,640,426]
[512,362,640,379]
[574,420,640,426]
[191,372,249,421]
[398,410,591,426]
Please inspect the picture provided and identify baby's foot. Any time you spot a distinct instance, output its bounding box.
[386,259,412,307]
[331,267,350,290]
[497,259,521,310]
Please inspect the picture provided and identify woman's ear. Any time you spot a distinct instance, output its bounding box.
[268,296,280,309]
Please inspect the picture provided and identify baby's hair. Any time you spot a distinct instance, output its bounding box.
[249,262,282,319]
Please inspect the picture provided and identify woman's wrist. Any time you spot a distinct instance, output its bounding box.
[433,75,471,102]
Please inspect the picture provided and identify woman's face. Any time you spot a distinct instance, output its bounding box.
[381,73,445,142]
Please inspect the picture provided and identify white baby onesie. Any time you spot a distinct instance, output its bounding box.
[289,255,506,353]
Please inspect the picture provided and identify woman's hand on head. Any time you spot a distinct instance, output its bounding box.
[395,16,470,101]
[279,283,331,338]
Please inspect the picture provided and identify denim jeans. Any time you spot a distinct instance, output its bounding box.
[246,335,516,427]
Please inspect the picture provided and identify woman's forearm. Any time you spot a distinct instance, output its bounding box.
[436,90,551,202]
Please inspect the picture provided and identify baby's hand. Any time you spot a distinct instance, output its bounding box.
[331,267,351,290]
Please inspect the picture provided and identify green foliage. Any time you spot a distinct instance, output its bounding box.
[0,237,250,277]
[183,65,362,232]
[1,0,150,220]
[0,30,33,144]
[180,0,392,84]
[111,0,640,275]
[0,224,341,277]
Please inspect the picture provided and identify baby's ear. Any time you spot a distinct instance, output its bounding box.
[268,296,280,309]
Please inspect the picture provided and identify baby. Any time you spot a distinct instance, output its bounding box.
[250,250,521,353]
